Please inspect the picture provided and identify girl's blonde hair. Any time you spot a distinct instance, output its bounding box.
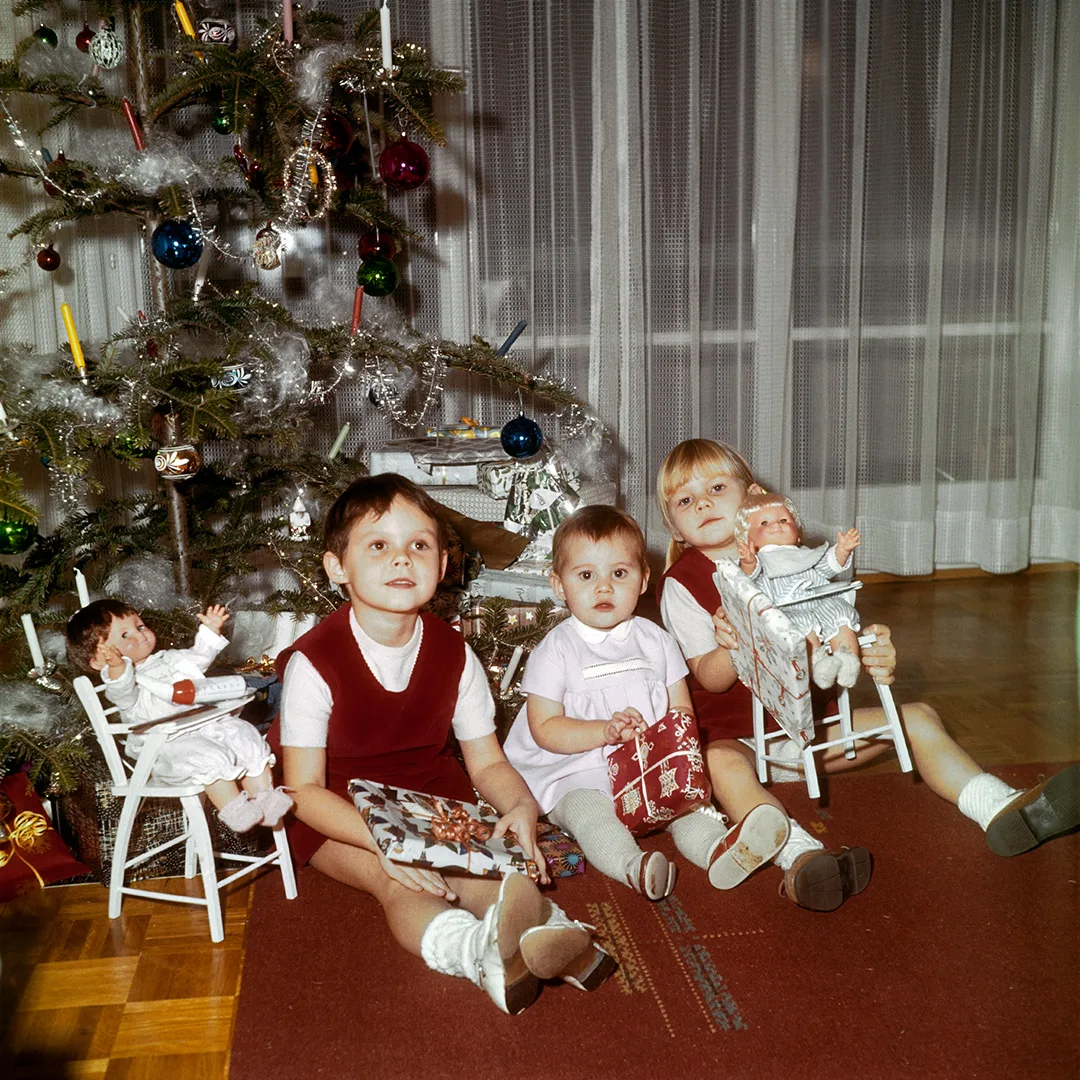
[733,491,802,547]
[656,439,756,570]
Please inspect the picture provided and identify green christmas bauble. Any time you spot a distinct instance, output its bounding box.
[34,25,58,48]
[211,100,251,135]
[357,256,399,297]
[0,517,38,555]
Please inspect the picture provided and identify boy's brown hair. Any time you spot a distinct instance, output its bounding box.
[323,473,448,560]
[551,505,648,576]
[66,598,139,674]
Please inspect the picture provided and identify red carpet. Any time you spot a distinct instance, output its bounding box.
[231,766,1079,1080]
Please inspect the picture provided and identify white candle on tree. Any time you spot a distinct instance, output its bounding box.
[21,613,47,671]
[74,566,91,608]
[380,1,393,71]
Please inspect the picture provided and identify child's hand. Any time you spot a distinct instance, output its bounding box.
[197,604,230,635]
[375,848,458,900]
[603,708,646,745]
[491,802,550,885]
[860,623,896,684]
[836,528,862,561]
[712,606,738,650]
[737,541,757,575]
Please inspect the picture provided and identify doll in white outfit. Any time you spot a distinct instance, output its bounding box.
[66,598,292,833]
[734,491,862,690]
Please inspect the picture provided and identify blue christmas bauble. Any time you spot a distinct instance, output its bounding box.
[151,220,203,269]
[500,414,544,459]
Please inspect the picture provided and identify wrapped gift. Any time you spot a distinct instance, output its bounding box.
[371,436,512,487]
[1,772,89,901]
[467,568,560,604]
[713,562,815,747]
[349,780,538,879]
[606,710,712,837]
[478,453,581,545]
[537,821,586,877]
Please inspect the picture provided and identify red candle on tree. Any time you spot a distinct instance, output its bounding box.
[121,98,146,151]
[351,286,364,335]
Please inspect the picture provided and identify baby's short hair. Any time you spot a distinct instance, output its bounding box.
[551,505,648,576]
[323,473,448,560]
[66,598,139,674]
[733,491,802,546]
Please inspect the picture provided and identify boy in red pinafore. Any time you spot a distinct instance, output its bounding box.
[272,474,613,1014]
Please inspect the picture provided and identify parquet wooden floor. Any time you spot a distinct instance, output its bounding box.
[2,569,1077,1079]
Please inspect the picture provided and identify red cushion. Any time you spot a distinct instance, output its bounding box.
[0,773,89,902]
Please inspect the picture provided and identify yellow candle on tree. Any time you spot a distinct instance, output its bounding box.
[174,1,196,37]
[60,302,86,375]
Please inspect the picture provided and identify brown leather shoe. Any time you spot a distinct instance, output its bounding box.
[781,846,872,911]
[985,764,1080,857]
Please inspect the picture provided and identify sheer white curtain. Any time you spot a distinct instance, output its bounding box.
[3,2,1077,572]
[445,0,1080,572]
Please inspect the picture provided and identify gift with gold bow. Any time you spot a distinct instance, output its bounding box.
[348,780,538,880]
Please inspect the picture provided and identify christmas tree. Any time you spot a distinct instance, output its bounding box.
[0,3,587,789]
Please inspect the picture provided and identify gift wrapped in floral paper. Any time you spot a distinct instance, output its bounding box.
[348,780,538,879]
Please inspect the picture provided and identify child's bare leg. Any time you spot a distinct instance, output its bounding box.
[705,742,785,820]
[240,766,272,795]
[204,778,242,811]
[818,702,981,802]
[311,839,459,954]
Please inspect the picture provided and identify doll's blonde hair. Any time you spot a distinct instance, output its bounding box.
[657,439,756,569]
[733,491,802,547]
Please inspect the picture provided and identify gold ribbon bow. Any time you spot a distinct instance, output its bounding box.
[237,654,276,675]
[0,800,50,889]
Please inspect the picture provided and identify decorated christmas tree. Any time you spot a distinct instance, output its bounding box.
[0,3,591,789]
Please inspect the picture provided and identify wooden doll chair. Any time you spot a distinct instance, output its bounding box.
[751,587,914,798]
[73,676,297,942]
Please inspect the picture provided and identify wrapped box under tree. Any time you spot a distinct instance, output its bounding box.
[60,751,264,884]
[349,780,538,880]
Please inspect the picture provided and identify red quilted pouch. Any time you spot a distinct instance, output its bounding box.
[606,710,712,837]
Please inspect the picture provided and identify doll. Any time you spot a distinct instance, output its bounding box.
[66,599,292,832]
[734,492,862,689]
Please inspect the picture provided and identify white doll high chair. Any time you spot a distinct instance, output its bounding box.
[713,565,913,800]
[73,676,297,942]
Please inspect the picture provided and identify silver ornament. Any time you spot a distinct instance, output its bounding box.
[197,18,237,48]
[88,27,125,69]
[253,225,283,270]
[211,364,253,389]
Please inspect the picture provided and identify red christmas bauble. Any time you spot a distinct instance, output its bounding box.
[75,23,96,53]
[378,138,430,192]
[37,245,60,272]
[358,232,396,260]
[43,150,66,199]
[316,112,354,162]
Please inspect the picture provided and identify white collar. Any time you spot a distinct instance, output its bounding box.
[349,608,422,653]
[568,614,635,644]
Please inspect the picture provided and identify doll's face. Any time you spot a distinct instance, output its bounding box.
[91,612,157,670]
[746,506,800,551]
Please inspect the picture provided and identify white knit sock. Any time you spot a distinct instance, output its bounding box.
[774,818,824,871]
[957,772,1022,831]
[549,788,644,887]
[419,908,485,984]
[668,806,729,869]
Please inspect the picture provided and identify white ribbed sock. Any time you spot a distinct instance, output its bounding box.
[668,806,729,869]
[419,908,485,983]
[549,788,644,886]
[774,818,824,871]
[957,772,1021,831]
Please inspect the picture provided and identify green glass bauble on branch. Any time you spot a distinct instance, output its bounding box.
[0,518,38,556]
[211,101,250,135]
[34,25,59,48]
[357,256,399,297]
